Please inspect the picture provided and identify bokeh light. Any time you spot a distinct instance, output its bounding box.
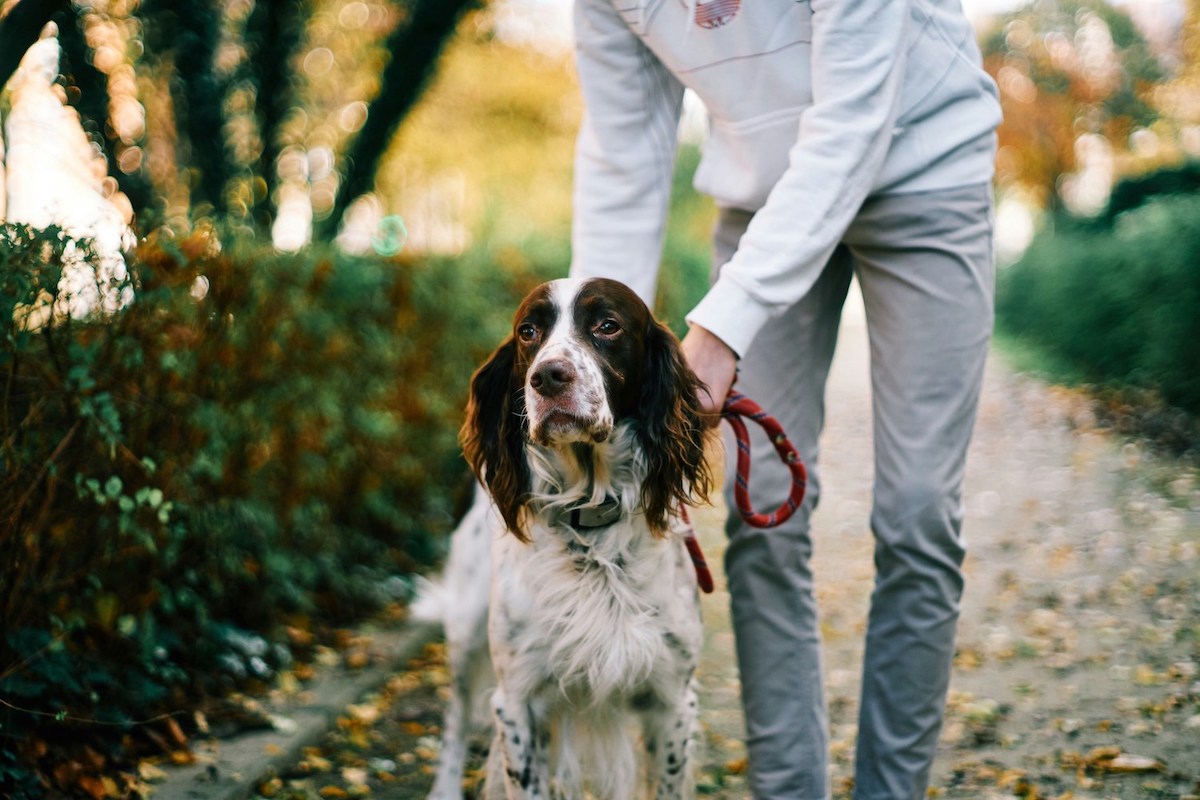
[371,213,408,256]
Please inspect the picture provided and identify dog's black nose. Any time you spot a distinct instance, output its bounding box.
[530,359,576,397]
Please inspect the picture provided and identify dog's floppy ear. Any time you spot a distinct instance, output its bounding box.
[636,320,713,534]
[460,337,531,540]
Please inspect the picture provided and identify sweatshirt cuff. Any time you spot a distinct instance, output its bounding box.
[685,276,774,359]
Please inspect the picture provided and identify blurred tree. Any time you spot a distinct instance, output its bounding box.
[1,0,486,238]
[1156,0,1200,134]
[243,0,307,231]
[982,0,1165,210]
[140,0,235,218]
[318,0,479,240]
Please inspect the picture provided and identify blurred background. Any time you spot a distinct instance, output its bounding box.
[1,0,1197,795]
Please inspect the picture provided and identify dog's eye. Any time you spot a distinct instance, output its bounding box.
[518,323,539,343]
[594,319,621,337]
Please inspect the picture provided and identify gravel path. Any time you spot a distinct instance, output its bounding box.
[270,285,1200,799]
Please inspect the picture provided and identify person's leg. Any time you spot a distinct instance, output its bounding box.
[714,207,851,800]
[844,184,995,800]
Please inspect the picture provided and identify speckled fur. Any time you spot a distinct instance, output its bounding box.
[418,278,708,799]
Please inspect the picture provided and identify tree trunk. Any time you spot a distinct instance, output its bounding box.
[316,0,479,242]
[244,0,306,233]
[140,0,234,219]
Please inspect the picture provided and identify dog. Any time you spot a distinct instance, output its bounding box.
[414,276,713,799]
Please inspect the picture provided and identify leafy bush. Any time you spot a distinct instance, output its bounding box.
[1100,160,1200,225]
[0,225,556,793]
[996,192,1200,416]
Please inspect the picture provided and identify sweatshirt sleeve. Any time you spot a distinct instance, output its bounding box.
[569,0,685,307]
[686,0,913,357]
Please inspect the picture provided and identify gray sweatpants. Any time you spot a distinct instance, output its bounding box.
[714,183,995,800]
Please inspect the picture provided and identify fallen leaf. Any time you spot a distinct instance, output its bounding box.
[1103,754,1164,773]
[137,762,168,783]
[303,754,334,773]
[258,777,283,797]
[75,776,109,800]
[342,767,369,786]
[80,747,106,772]
[168,749,195,765]
[1084,745,1122,764]
[166,716,188,746]
[347,703,381,725]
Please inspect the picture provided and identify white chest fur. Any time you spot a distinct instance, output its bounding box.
[489,515,701,706]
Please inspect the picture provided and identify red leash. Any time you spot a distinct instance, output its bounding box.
[682,391,808,594]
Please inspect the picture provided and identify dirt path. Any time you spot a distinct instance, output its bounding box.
[270,286,1199,799]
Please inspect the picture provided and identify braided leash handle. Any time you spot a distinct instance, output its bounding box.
[679,391,808,593]
[722,390,808,529]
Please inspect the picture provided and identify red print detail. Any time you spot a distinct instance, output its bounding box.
[694,0,740,29]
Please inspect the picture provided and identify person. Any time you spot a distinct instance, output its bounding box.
[566,0,1002,797]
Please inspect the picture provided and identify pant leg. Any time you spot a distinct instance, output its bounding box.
[714,207,851,800]
[842,184,995,800]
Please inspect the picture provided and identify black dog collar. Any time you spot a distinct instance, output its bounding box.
[564,496,623,531]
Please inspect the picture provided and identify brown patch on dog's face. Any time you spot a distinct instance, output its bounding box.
[516,279,625,446]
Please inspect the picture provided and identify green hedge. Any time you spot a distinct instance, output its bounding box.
[0,225,556,791]
[996,192,1200,415]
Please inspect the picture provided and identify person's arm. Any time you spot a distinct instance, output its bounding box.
[569,0,685,306]
[686,0,914,361]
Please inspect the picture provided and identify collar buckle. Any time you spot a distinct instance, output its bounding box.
[564,496,623,531]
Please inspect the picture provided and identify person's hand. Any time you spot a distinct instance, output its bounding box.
[680,324,737,425]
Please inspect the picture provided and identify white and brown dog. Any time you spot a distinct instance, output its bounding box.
[415,277,713,799]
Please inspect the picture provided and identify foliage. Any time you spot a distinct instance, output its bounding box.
[1099,159,1200,223]
[374,33,583,247]
[982,0,1163,209]
[0,224,557,794]
[996,191,1200,417]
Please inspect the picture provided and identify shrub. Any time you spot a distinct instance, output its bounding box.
[996,193,1200,416]
[0,225,555,793]
[1099,160,1200,225]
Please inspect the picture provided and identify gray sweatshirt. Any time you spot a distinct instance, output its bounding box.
[568,0,1002,356]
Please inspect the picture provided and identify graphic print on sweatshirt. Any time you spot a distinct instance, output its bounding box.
[684,0,741,29]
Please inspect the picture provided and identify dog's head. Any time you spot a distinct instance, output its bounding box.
[461,277,712,540]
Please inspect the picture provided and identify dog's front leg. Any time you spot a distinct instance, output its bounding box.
[642,683,699,800]
[486,687,551,799]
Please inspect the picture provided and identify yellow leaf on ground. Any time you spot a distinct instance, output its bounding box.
[342,767,369,786]
[138,762,168,783]
[1104,754,1164,773]
[724,758,748,775]
[347,703,381,725]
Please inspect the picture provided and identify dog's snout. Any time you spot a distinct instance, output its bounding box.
[530,359,576,397]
